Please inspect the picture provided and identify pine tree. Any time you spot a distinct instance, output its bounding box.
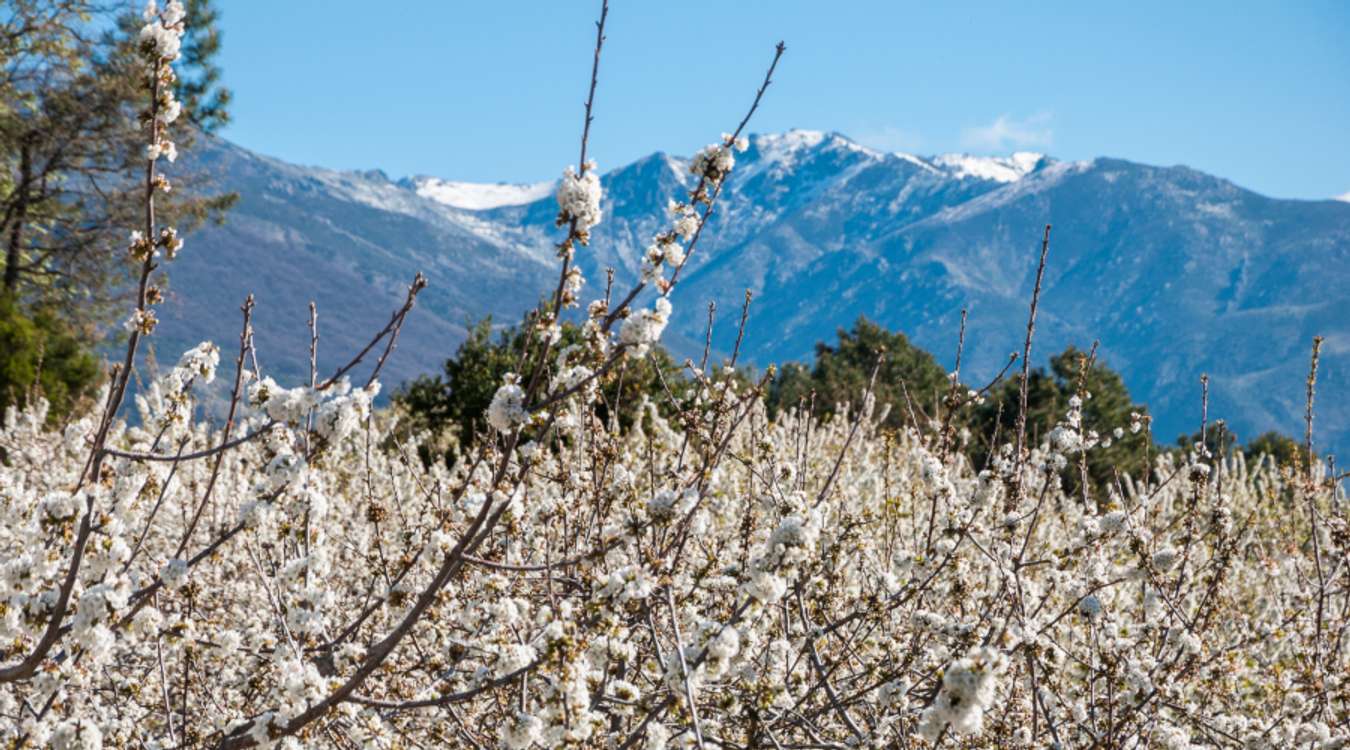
[0,0,235,418]
[766,316,950,429]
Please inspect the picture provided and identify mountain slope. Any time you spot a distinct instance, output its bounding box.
[164,132,1350,455]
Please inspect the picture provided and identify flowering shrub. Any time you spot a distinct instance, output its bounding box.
[1,3,1346,749]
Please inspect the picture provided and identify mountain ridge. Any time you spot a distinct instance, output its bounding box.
[161,130,1350,455]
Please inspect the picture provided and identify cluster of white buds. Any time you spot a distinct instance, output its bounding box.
[533,313,563,347]
[618,296,672,357]
[918,646,1009,740]
[638,202,699,293]
[133,342,219,433]
[560,265,585,307]
[690,132,749,186]
[487,372,530,433]
[123,1,188,342]
[126,228,183,262]
[127,230,153,262]
[555,162,602,247]
[668,200,699,241]
[139,1,186,171]
[122,308,158,335]
[1046,392,1102,455]
[247,375,379,442]
[145,139,177,163]
[138,1,185,61]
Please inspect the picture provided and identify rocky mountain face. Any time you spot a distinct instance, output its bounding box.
[163,131,1350,454]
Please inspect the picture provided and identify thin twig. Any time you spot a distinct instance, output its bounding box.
[1012,224,1051,508]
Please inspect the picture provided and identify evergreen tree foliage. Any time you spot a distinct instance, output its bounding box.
[1243,430,1311,472]
[0,0,234,421]
[0,295,98,422]
[396,317,689,466]
[175,0,232,133]
[766,316,949,429]
[967,345,1151,490]
[1175,426,1310,474]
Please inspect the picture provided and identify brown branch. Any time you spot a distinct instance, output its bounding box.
[316,273,426,391]
[1011,224,1051,509]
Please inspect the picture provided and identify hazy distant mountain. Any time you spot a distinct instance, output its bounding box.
[163,131,1350,455]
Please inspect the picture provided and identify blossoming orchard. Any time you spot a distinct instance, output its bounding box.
[2,3,1347,748]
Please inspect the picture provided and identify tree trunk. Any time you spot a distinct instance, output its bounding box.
[3,141,32,294]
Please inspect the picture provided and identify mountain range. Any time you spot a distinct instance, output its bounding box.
[160,130,1350,456]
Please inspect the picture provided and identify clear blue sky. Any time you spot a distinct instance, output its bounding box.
[215,0,1350,200]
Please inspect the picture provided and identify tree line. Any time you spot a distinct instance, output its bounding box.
[397,314,1310,488]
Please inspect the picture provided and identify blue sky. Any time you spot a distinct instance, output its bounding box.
[216,1,1349,200]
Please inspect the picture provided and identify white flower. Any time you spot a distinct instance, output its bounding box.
[643,722,670,750]
[50,720,102,750]
[706,625,740,661]
[40,491,79,522]
[160,98,182,124]
[502,712,542,749]
[123,308,158,334]
[918,647,1008,740]
[618,297,672,356]
[742,568,787,604]
[494,643,538,677]
[691,142,735,181]
[663,241,686,267]
[557,164,603,234]
[160,558,189,591]
[1152,546,1180,573]
[668,200,699,241]
[138,19,182,61]
[487,375,529,433]
[177,342,220,384]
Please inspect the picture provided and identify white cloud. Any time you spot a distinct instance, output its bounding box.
[852,125,925,154]
[1335,191,1350,203]
[960,112,1054,152]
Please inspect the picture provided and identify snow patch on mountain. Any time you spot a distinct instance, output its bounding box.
[892,152,942,174]
[662,154,693,187]
[307,168,446,219]
[920,158,1092,225]
[932,152,1045,183]
[756,129,827,154]
[411,177,556,210]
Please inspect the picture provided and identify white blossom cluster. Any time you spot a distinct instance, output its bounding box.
[138,1,186,168]
[487,372,529,433]
[917,645,1008,739]
[1,344,1345,748]
[247,374,379,444]
[556,163,602,240]
[618,296,672,357]
[122,0,188,345]
[690,133,749,184]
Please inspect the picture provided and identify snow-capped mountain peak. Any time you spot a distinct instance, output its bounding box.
[932,152,1046,183]
[750,130,882,167]
[409,177,555,211]
[891,152,943,173]
[754,129,828,155]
